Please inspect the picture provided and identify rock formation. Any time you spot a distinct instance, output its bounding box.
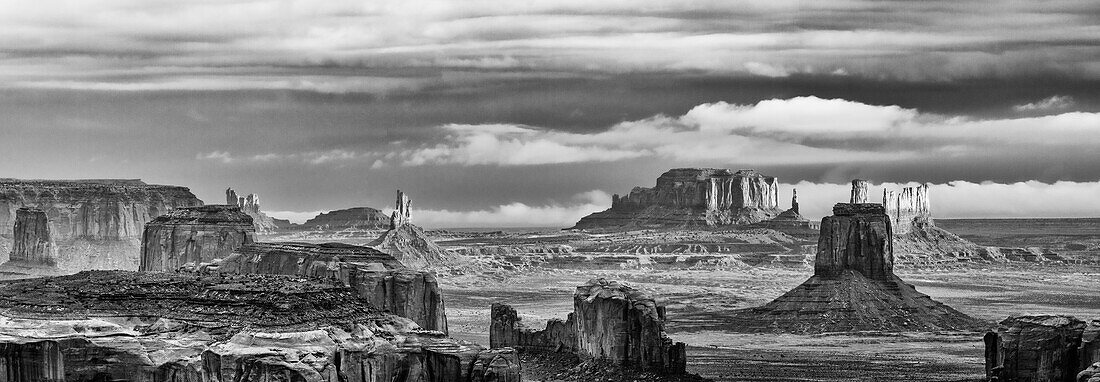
[883,183,932,235]
[209,242,449,333]
[6,208,57,267]
[491,278,687,374]
[139,205,256,272]
[371,191,455,268]
[0,270,518,382]
[791,189,799,214]
[296,207,391,231]
[392,190,412,229]
[754,188,817,233]
[850,179,870,203]
[725,203,983,333]
[985,315,1091,382]
[572,168,783,229]
[0,179,202,271]
[225,187,279,234]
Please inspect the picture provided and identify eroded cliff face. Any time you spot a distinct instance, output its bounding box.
[573,168,782,229]
[211,242,448,333]
[7,208,57,267]
[139,205,256,272]
[985,315,1091,382]
[0,271,517,382]
[295,207,391,231]
[850,179,870,203]
[0,179,202,272]
[491,278,687,374]
[883,184,932,235]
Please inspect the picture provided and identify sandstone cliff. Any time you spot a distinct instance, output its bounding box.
[726,203,983,333]
[0,179,202,271]
[491,278,687,374]
[139,205,256,272]
[985,315,1092,382]
[0,271,517,382]
[297,207,391,231]
[211,242,448,333]
[883,183,932,235]
[572,168,783,229]
[6,208,57,267]
[226,187,279,234]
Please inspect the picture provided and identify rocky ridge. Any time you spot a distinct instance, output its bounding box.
[0,270,518,382]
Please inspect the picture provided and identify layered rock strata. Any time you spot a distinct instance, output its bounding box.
[725,203,983,333]
[984,315,1094,382]
[0,179,202,271]
[0,270,518,382]
[6,208,57,266]
[139,205,255,272]
[491,278,687,374]
[295,207,391,231]
[226,187,279,234]
[572,168,783,229]
[210,242,448,333]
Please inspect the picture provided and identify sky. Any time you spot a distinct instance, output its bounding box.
[2,0,1100,227]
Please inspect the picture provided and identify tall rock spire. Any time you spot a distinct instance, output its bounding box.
[850,179,869,203]
[226,188,238,206]
[390,190,412,229]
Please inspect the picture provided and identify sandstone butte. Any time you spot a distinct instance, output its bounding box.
[724,203,985,333]
[0,270,518,382]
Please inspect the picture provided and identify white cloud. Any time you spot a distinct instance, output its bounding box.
[196,151,234,163]
[382,96,1100,167]
[1013,95,1076,112]
[780,180,1100,222]
[743,62,790,77]
[196,149,375,166]
[409,190,612,228]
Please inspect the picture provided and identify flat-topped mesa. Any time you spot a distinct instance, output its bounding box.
[491,278,688,374]
[139,205,255,272]
[0,271,518,382]
[225,187,279,233]
[816,203,893,281]
[0,179,202,241]
[883,183,932,235]
[209,242,449,333]
[297,207,391,231]
[7,208,57,266]
[391,190,412,229]
[574,168,783,229]
[724,202,982,333]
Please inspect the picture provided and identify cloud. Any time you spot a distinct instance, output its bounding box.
[743,62,789,78]
[196,151,234,164]
[781,180,1100,221]
[196,149,375,166]
[379,96,1100,167]
[409,190,612,228]
[1013,95,1076,112]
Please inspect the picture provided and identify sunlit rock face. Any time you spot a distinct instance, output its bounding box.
[0,271,518,382]
[0,179,202,271]
[573,168,783,229]
[370,191,456,268]
[725,203,984,333]
[212,242,449,334]
[850,179,870,203]
[491,278,687,374]
[7,208,57,266]
[883,184,932,235]
[139,205,256,272]
[225,187,280,234]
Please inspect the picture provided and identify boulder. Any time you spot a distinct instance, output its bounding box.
[0,271,518,382]
[572,168,783,229]
[139,205,255,271]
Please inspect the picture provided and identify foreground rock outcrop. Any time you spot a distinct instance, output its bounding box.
[491,278,687,375]
[226,187,280,234]
[0,270,518,382]
[210,242,449,333]
[984,315,1100,382]
[0,179,202,271]
[572,168,783,229]
[139,205,256,272]
[725,203,984,333]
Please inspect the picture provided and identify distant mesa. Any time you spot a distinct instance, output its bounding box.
[225,187,280,234]
[0,178,202,273]
[572,168,786,229]
[724,203,984,333]
[296,207,391,231]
